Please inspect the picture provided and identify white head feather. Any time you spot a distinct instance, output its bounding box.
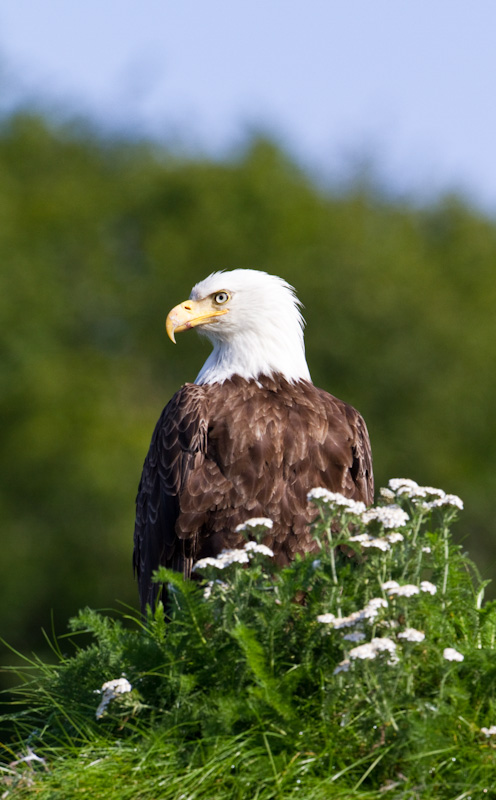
[189,269,312,385]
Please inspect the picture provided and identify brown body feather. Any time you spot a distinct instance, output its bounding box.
[133,373,373,612]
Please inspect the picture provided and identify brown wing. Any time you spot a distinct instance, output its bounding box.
[317,387,374,506]
[133,384,215,612]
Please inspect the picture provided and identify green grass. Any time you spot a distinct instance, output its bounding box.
[2,480,496,799]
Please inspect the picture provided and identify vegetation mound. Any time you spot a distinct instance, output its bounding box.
[2,481,496,798]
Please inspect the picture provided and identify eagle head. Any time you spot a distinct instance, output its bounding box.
[165,268,311,385]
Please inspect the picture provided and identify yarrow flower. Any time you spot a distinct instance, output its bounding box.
[381,580,400,592]
[398,628,425,643]
[96,677,132,719]
[421,494,464,512]
[317,598,388,628]
[307,488,366,515]
[361,505,409,529]
[244,541,275,557]
[193,541,274,572]
[348,636,398,665]
[443,647,464,662]
[382,581,419,597]
[348,533,391,551]
[420,580,437,595]
[387,479,464,511]
[235,517,274,533]
[388,478,445,500]
[193,549,249,571]
[481,726,496,737]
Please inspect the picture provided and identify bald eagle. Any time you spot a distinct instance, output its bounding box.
[134,269,373,612]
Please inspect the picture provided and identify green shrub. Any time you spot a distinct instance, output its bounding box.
[2,480,496,798]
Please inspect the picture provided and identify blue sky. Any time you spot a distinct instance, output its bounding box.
[1,0,496,209]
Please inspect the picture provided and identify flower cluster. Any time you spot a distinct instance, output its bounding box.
[443,647,464,662]
[382,580,437,597]
[361,505,409,529]
[193,538,275,572]
[307,488,410,530]
[95,677,132,719]
[307,488,366,515]
[348,531,404,552]
[386,478,463,510]
[317,597,388,628]
[334,636,398,673]
[235,517,274,533]
[398,628,425,643]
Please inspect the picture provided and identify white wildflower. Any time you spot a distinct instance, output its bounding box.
[194,540,274,572]
[343,631,366,642]
[384,582,419,598]
[193,556,223,571]
[96,678,132,719]
[214,548,250,566]
[366,538,391,551]
[348,641,377,660]
[361,505,409,529]
[388,478,420,493]
[387,532,404,544]
[235,517,274,533]
[349,637,397,664]
[381,580,400,592]
[193,548,249,571]
[388,479,446,501]
[312,559,321,570]
[398,628,425,643]
[380,487,395,501]
[307,488,366,515]
[481,726,496,737]
[442,494,464,510]
[443,647,464,662]
[368,597,388,607]
[420,580,437,595]
[317,612,336,624]
[318,597,388,629]
[422,546,432,554]
[244,541,274,557]
[422,494,464,512]
[333,659,351,674]
[349,533,391,551]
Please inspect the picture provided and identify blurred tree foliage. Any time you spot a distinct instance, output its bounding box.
[1,111,496,656]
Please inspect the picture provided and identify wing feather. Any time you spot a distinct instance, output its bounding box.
[133,384,209,612]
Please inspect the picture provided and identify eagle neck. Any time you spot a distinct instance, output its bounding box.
[194,328,311,385]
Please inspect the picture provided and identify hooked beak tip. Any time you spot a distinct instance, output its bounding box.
[165,315,177,344]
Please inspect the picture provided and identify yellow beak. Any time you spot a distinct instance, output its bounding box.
[166,298,229,343]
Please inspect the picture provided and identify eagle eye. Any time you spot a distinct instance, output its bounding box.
[214,291,229,305]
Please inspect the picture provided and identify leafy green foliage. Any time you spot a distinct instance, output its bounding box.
[3,484,496,798]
